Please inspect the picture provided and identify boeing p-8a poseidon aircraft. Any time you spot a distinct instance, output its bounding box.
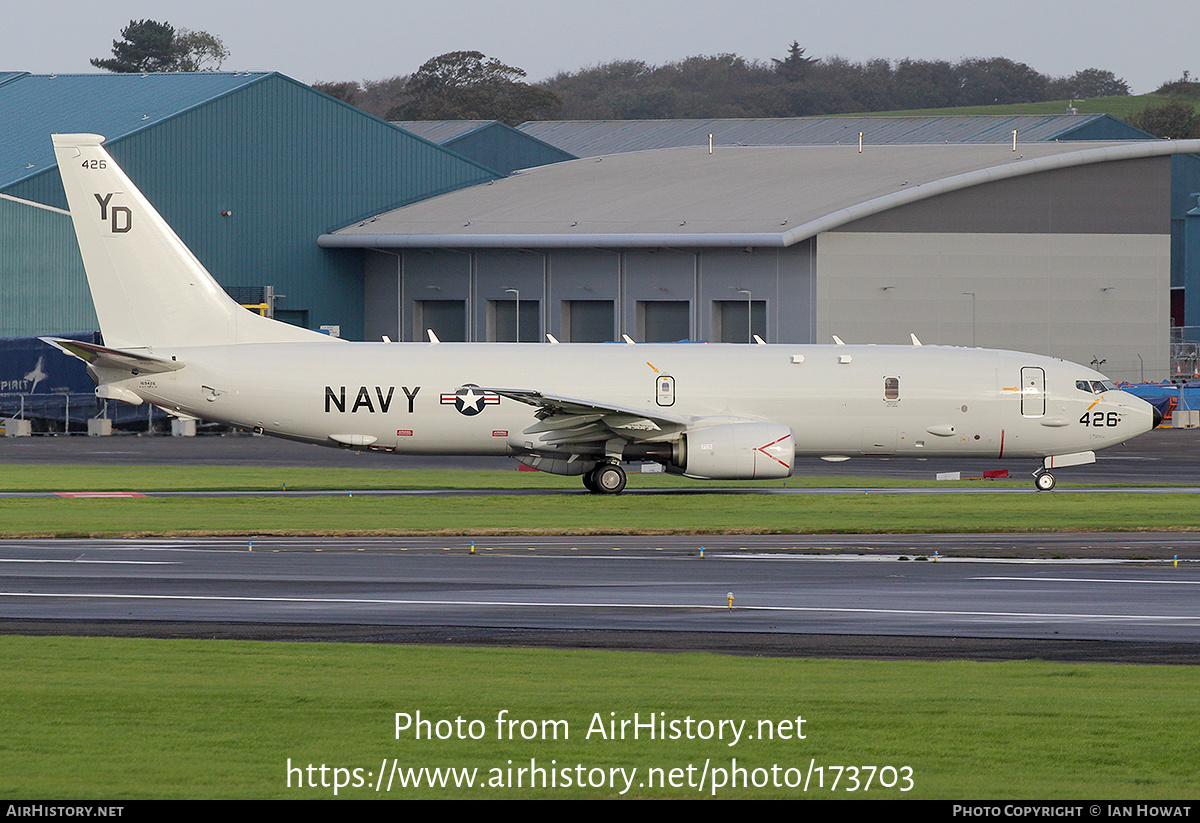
[44,134,1158,494]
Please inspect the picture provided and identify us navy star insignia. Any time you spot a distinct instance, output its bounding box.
[440,384,500,416]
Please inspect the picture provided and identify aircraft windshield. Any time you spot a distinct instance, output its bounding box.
[1077,379,1117,394]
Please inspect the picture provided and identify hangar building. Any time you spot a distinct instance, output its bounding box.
[393,120,576,175]
[0,71,499,340]
[322,138,1200,382]
[516,116,1200,336]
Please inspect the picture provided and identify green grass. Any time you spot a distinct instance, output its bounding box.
[853,92,1200,121]
[0,491,1196,537]
[1,636,1196,799]
[0,463,1026,492]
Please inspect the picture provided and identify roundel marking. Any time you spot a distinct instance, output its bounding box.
[440,384,500,416]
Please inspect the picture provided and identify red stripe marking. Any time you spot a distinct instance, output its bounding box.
[756,434,793,469]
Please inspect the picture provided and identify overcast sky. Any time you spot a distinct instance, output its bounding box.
[5,0,1194,94]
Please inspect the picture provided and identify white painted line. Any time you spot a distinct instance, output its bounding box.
[1,591,1196,622]
[0,559,177,565]
[974,576,1200,585]
[723,555,1188,565]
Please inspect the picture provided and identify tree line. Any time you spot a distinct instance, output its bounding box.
[89,22,1200,138]
[314,45,1197,137]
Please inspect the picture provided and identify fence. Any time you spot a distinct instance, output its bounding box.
[0,392,168,433]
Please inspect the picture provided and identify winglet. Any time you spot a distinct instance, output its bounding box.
[427,329,440,344]
[832,335,846,346]
[546,333,560,344]
[910,333,923,346]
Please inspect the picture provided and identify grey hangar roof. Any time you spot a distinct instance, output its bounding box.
[391,120,498,143]
[322,140,1200,251]
[515,114,1151,158]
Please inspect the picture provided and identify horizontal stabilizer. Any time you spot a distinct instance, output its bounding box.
[40,337,184,374]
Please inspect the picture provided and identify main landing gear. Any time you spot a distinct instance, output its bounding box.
[1034,471,1056,491]
[583,461,627,495]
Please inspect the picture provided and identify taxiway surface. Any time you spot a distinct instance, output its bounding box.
[1,536,1198,661]
[2,429,1197,660]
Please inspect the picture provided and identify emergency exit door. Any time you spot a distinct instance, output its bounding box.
[1020,367,1045,417]
[656,375,675,406]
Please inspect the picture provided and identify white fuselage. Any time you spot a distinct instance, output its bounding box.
[106,341,1153,464]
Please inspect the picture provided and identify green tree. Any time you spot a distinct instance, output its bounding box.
[91,19,176,72]
[91,19,228,73]
[1128,101,1200,139]
[1154,71,1199,96]
[313,81,362,106]
[772,41,816,81]
[393,51,561,124]
[358,76,411,119]
[954,57,1048,106]
[172,29,229,71]
[1045,68,1130,99]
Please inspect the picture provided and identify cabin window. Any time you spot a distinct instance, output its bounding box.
[884,377,900,400]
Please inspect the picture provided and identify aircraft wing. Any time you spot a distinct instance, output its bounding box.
[485,388,691,446]
[40,337,185,374]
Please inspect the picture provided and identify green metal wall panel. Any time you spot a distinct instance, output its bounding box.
[0,199,96,336]
[3,74,499,340]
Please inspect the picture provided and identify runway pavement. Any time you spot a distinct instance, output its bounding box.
[2,428,1198,660]
[1,535,1198,662]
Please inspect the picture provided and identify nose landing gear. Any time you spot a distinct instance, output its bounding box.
[1034,471,1056,491]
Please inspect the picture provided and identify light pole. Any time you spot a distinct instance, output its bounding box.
[962,292,976,347]
[504,288,519,343]
[736,288,752,343]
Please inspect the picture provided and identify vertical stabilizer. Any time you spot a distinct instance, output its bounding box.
[52,134,329,349]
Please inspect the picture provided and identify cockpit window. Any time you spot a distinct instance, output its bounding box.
[1076,380,1093,393]
[1077,380,1117,394]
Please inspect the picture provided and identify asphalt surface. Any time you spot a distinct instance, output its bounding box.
[1,535,1198,662]
[2,428,1198,661]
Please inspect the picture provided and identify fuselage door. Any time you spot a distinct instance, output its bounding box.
[656,375,675,407]
[1020,367,1046,417]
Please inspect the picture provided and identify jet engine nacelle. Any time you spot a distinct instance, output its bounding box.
[681,422,795,480]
